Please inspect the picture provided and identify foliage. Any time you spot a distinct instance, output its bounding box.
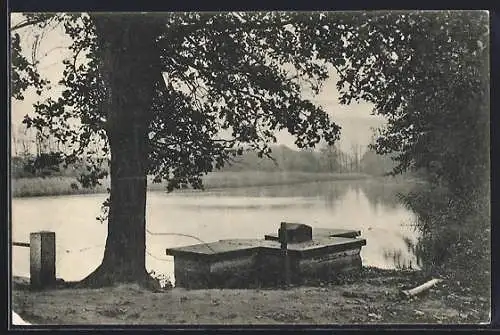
[318,143,342,172]
[222,144,347,173]
[314,11,489,196]
[359,146,397,176]
[11,32,48,100]
[401,186,490,292]
[21,152,63,177]
[13,12,347,193]
[15,11,489,194]
[312,11,490,280]
[11,176,106,197]
[11,12,353,283]
[10,14,60,99]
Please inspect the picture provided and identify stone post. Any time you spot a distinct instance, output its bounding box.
[30,231,56,289]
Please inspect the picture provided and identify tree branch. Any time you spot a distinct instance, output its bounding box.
[11,18,49,31]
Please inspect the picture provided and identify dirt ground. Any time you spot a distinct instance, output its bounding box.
[11,267,490,325]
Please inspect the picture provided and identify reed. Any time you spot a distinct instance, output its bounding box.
[11,171,370,198]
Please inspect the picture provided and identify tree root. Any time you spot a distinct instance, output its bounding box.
[60,263,162,291]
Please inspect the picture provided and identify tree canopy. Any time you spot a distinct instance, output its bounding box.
[12,12,351,286]
[13,12,347,191]
[13,11,489,193]
[314,11,489,195]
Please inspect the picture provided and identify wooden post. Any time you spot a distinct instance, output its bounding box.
[30,231,56,289]
[279,222,291,288]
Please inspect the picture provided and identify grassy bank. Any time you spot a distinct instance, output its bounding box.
[201,171,369,189]
[11,177,108,198]
[12,267,489,325]
[11,171,370,198]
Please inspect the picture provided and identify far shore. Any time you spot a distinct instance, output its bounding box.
[10,171,384,198]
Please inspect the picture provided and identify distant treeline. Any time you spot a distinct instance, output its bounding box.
[220,144,398,176]
[11,155,89,179]
[11,144,399,179]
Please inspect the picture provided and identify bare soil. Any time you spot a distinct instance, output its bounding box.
[11,267,490,325]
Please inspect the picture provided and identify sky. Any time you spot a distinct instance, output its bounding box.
[10,13,387,155]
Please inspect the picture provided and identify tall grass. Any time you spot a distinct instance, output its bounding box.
[11,177,109,197]
[11,171,370,198]
[400,186,490,295]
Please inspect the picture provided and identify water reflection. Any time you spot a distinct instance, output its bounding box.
[12,178,422,283]
[191,179,422,271]
[356,179,416,210]
[341,180,422,270]
[203,180,352,201]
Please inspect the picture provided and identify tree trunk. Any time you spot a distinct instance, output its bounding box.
[80,14,163,287]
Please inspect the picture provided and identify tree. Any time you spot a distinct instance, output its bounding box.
[319,142,341,172]
[12,12,345,287]
[312,11,489,281]
[313,11,489,195]
[359,145,397,176]
[349,142,362,173]
[12,11,489,287]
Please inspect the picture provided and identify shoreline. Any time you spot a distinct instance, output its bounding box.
[11,171,375,198]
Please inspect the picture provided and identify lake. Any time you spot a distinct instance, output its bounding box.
[11,178,421,285]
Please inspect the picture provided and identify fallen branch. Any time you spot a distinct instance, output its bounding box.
[401,278,443,298]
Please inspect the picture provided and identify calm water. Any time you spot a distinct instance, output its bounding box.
[11,179,420,285]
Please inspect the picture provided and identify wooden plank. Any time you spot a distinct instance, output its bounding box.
[314,228,361,238]
[12,242,30,248]
[265,228,361,241]
[165,239,279,256]
[166,236,364,255]
[174,257,210,289]
[298,252,362,277]
[173,242,366,289]
[286,237,366,252]
[166,237,366,262]
[280,222,291,287]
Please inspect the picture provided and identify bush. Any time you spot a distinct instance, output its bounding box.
[401,185,490,295]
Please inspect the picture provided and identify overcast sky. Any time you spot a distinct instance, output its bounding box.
[10,13,386,154]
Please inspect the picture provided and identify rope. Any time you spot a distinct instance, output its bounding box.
[19,231,214,264]
[56,244,194,263]
[146,249,173,262]
[145,228,217,252]
[59,244,105,254]
[56,243,172,263]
